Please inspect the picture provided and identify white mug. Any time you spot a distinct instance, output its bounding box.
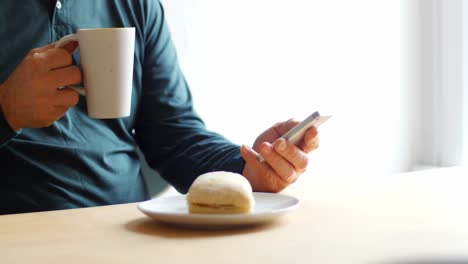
[55,27,135,119]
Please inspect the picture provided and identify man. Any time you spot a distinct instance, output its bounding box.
[0,0,319,214]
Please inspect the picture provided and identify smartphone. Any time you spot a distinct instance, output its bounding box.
[257,111,331,162]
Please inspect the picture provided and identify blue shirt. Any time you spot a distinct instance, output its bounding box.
[0,0,245,214]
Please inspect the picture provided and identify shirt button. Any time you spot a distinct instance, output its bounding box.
[56,1,62,9]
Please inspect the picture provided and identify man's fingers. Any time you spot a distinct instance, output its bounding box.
[59,41,79,54]
[259,142,296,183]
[273,139,309,172]
[27,43,56,57]
[40,48,74,70]
[304,137,319,153]
[54,87,79,107]
[46,66,82,88]
[272,119,300,137]
[27,42,77,71]
[240,145,289,192]
[240,144,261,166]
[302,127,319,153]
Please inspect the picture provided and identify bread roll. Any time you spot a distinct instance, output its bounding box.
[186,171,254,214]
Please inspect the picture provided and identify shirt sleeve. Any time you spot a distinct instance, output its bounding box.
[134,1,245,193]
[0,108,20,148]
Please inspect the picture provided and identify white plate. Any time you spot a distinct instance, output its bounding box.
[137,192,300,229]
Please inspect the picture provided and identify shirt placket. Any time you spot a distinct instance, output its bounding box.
[50,0,71,42]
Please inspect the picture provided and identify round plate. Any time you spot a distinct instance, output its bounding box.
[137,192,300,229]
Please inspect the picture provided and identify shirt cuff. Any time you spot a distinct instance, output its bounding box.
[0,110,20,148]
[226,151,247,175]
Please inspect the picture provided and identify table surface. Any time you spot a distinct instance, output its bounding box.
[2,167,468,264]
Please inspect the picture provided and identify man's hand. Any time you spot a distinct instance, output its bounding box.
[0,42,81,131]
[240,119,320,192]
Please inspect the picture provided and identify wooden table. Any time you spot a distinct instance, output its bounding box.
[2,167,468,263]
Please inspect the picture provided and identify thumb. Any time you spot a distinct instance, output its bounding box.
[272,119,300,136]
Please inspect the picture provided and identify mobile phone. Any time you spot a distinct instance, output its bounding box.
[257,111,331,162]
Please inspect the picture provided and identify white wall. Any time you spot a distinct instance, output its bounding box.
[162,0,415,176]
[159,0,193,70]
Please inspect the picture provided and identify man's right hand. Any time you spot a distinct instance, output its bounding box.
[0,42,81,131]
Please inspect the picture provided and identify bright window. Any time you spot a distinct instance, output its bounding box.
[163,1,419,176]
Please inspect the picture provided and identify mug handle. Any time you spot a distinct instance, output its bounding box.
[54,34,86,96]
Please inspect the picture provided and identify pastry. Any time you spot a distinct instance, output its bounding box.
[186,171,254,214]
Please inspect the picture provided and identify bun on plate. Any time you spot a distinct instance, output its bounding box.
[186,171,254,214]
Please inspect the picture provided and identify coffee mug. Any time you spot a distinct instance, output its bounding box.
[55,27,135,119]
